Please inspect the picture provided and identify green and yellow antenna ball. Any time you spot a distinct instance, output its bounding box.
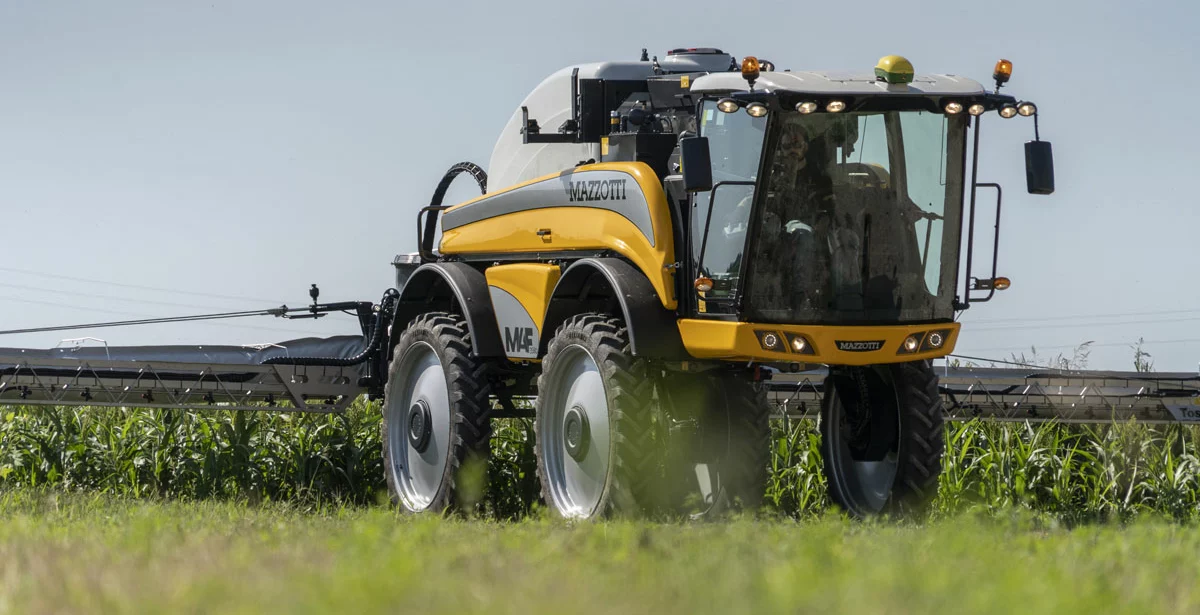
[875,55,915,84]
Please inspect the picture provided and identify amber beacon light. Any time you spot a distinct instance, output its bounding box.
[993,58,1013,91]
[741,56,761,87]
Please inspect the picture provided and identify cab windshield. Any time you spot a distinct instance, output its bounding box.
[695,102,967,324]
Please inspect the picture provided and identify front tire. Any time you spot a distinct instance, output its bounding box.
[382,312,492,513]
[820,360,944,517]
[534,313,655,519]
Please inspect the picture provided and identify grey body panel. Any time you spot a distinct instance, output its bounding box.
[487,287,540,359]
[392,252,421,291]
[691,71,986,96]
[441,168,657,247]
[659,51,736,73]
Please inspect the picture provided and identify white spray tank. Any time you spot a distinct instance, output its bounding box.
[486,48,737,192]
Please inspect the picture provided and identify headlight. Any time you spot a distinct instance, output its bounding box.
[919,329,954,352]
[968,103,986,116]
[785,333,816,356]
[756,330,784,352]
[717,98,738,113]
[746,102,768,117]
[999,104,1018,118]
[1017,102,1037,117]
[795,101,817,114]
[944,102,963,115]
[826,100,846,113]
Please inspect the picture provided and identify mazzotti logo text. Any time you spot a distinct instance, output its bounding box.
[567,179,628,202]
[835,340,885,352]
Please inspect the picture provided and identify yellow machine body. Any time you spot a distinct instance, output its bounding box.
[436,163,958,366]
[676,320,959,366]
[484,263,560,359]
[440,162,677,310]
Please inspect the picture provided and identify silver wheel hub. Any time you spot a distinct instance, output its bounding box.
[385,342,451,511]
[408,400,432,453]
[541,345,610,518]
[563,405,590,462]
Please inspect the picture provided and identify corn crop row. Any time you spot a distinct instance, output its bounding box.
[0,402,1196,522]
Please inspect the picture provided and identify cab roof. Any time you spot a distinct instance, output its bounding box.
[689,70,986,97]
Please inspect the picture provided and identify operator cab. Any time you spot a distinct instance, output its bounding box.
[682,55,1053,331]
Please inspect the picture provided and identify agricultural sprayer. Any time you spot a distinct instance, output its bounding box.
[1,48,1197,519]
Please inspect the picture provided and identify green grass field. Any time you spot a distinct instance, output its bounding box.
[2,360,1199,613]
[1,489,1197,614]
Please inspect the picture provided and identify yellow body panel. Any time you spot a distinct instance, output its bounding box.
[484,263,561,334]
[439,162,676,310]
[677,320,960,366]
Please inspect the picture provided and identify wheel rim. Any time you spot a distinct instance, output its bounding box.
[826,377,900,515]
[542,345,611,518]
[684,461,726,518]
[386,342,451,511]
[684,400,730,518]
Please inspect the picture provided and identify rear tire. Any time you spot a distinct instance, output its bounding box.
[382,312,492,514]
[534,313,655,519]
[660,372,771,518]
[820,360,943,517]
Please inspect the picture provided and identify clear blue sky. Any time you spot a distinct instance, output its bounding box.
[1,0,1197,371]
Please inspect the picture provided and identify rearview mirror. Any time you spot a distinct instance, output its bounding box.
[680,136,713,193]
[1025,140,1055,195]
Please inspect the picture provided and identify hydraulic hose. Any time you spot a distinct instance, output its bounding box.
[419,162,488,260]
[262,288,399,367]
[431,161,487,207]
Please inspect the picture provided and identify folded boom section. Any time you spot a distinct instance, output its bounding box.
[770,367,1200,424]
[0,340,1195,423]
[0,337,369,413]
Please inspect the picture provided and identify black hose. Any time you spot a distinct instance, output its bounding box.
[420,162,488,259]
[262,289,399,367]
[431,161,487,206]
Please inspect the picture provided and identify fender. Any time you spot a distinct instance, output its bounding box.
[541,258,686,359]
[390,262,504,358]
